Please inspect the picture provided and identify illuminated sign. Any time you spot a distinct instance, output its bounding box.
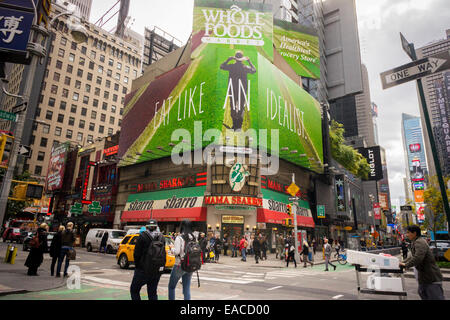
[222,215,244,224]
[129,173,207,193]
[204,196,262,207]
[409,144,421,153]
[261,176,306,200]
[82,161,95,202]
[103,145,119,156]
[414,190,424,203]
[413,182,424,190]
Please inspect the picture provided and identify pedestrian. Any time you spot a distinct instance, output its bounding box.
[239,235,247,262]
[199,232,207,264]
[253,234,262,264]
[130,219,166,300]
[248,234,254,256]
[25,223,48,276]
[222,233,229,256]
[401,240,408,260]
[286,237,297,268]
[301,241,314,268]
[261,235,268,260]
[49,225,64,276]
[99,231,109,254]
[231,236,237,257]
[169,220,201,300]
[323,238,336,271]
[334,240,341,258]
[276,234,283,260]
[56,222,75,277]
[399,225,445,300]
[213,234,222,263]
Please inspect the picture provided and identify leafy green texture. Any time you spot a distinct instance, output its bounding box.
[329,120,370,179]
[423,175,449,233]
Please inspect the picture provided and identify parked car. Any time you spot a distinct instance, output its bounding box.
[23,232,55,252]
[116,233,175,271]
[2,227,23,243]
[85,229,127,253]
[430,240,450,261]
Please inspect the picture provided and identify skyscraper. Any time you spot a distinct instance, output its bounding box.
[67,0,92,21]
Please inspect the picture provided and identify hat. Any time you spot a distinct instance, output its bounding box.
[146,219,158,228]
[234,50,247,61]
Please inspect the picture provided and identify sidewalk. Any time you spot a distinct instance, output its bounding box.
[0,242,66,296]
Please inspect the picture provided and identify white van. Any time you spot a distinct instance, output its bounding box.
[85,229,127,253]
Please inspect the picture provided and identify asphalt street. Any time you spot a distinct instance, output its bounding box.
[2,242,449,300]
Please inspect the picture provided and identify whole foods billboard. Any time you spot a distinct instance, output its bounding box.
[273,19,320,79]
[118,0,323,173]
[46,142,69,192]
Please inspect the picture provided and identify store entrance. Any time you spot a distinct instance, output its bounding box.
[222,224,244,241]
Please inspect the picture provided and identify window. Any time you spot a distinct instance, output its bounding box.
[53,140,60,147]
[120,108,123,115]
[115,73,120,81]
[62,89,69,98]
[58,48,65,57]
[111,105,116,113]
[108,128,113,135]
[56,60,63,69]
[91,111,97,119]
[87,73,93,81]
[70,104,77,113]
[81,107,87,116]
[60,101,66,110]
[108,59,113,66]
[42,124,50,134]
[93,99,99,107]
[109,116,115,125]
[37,151,45,161]
[112,94,118,102]
[45,110,53,120]
[104,91,109,99]
[75,80,81,89]
[35,108,41,117]
[87,135,93,143]
[66,129,73,139]
[53,72,60,82]
[122,87,127,95]
[34,166,42,176]
[96,76,102,85]
[55,127,62,136]
[79,57,85,66]
[133,70,137,78]
[90,50,96,59]
[89,123,95,131]
[107,69,112,77]
[117,62,122,70]
[51,85,58,94]
[48,97,55,107]
[105,80,111,88]
[79,120,85,129]
[100,114,106,122]
[77,132,83,142]
[57,114,64,123]
[124,76,129,84]
[94,87,100,96]
[98,66,103,74]
[40,137,48,147]
[72,92,79,101]
[102,102,107,111]
[68,117,75,126]
[99,125,104,134]
[125,66,130,74]
[69,53,75,62]
[114,83,119,91]
[85,84,91,93]
[71,41,77,50]
[100,55,105,62]
[81,46,87,54]
[89,61,94,70]
[83,96,89,104]
[61,37,67,46]
[67,64,73,74]
[77,68,83,77]
[64,76,71,85]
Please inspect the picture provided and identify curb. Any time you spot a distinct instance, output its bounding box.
[403,273,450,282]
[0,289,27,297]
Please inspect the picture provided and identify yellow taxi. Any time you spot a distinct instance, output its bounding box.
[116,234,175,270]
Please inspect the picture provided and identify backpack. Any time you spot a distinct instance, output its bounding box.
[181,233,202,273]
[142,231,166,275]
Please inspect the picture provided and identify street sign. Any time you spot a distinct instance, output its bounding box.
[288,196,299,202]
[287,183,300,197]
[317,205,325,218]
[400,205,412,211]
[0,110,17,122]
[381,51,450,90]
[400,32,415,60]
[12,102,27,114]
[18,145,31,157]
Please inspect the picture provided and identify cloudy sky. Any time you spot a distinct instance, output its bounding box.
[89,0,450,209]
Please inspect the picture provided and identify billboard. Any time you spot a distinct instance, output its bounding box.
[411,158,425,182]
[414,190,424,203]
[379,193,389,211]
[118,0,323,173]
[46,143,69,192]
[273,19,320,79]
[358,146,383,181]
[409,143,421,153]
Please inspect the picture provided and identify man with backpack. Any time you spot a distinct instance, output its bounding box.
[168,220,202,300]
[130,219,166,300]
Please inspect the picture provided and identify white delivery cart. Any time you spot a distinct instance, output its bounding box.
[346,250,407,300]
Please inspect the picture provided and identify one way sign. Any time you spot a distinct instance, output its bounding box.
[19,145,31,158]
[381,50,450,90]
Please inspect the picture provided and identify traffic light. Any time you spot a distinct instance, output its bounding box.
[12,184,27,200]
[0,134,13,169]
[9,181,44,201]
[283,218,293,227]
[26,184,44,199]
[287,204,292,216]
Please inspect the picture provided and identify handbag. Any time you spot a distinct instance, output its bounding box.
[209,251,215,258]
[29,234,40,249]
[67,248,76,260]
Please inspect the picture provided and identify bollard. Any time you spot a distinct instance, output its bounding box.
[4,245,11,263]
[5,245,17,264]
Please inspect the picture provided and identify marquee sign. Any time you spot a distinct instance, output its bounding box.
[358,146,383,181]
[204,195,262,207]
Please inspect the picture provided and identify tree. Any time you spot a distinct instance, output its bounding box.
[423,175,449,240]
[329,120,371,179]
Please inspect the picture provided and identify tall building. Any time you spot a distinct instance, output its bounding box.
[371,102,380,145]
[66,0,92,21]
[415,29,450,177]
[142,26,182,71]
[401,113,428,201]
[23,3,142,181]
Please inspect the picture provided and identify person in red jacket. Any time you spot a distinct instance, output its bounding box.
[239,236,248,262]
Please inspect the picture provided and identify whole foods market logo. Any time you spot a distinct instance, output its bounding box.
[202,5,265,46]
[229,163,250,192]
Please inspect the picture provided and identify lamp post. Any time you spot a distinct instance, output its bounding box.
[0,7,87,226]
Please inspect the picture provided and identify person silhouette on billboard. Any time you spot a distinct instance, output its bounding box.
[220,51,256,131]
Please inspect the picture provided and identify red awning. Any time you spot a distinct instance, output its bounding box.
[121,207,207,223]
[257,208,315,228]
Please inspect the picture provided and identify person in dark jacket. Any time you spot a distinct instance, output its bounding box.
[301,241,314,268]
[400,225,445,300]
[213,234,222,262]
[25,224,48,276]
[253,234,262,264]
[286,236,297,268]
[56,222,75,277]
[198,233,207,264]
[100,231,109,254]
[49,225,64,276]
[401,240,409,260]
[261,235,268,260]
[222,234,229,256]
[130,219,164,300]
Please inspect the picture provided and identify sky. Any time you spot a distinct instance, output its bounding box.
[89,0,450,210]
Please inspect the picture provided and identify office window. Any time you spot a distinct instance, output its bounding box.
[45,110,53,120]
[89,122,95,131]
[98,66,103,74]
[91,111,97,119]
[67,64,73,74]
[109,116,115,125]
[87,135,93,143]
[102,102,107,111]
[53,72,60,82]
[111,105,116,113]
[70,104,77,113]
[83,96,89,104]
[57,114,64,123]
[85,84,91,93]
[60,101,66,110]
[77,68,83,77]
[79,57,85,66]
[64,76,71,85]
[72,92,79,101]
[87,72,93,81]
[40,137,48,147]
[79,120,85,129]
[42,124,50,134]
[68,117,75,126]
[105,80,111,88]
[81,107,87,116]
[69,53,75,62]
[58,48,65,57]
[100,114,106,122]
[108,128,113,135]
[62,88,69,98]
[66,129,73,139]
[56,60,63,69]
[37,151,45,161]
[48,97,55,107]
[99,125,104,134]
[75,80,81,89]
[34,166,42,176]
[77,132,83,142]
[51,85,58,94]
[93,99,99,107]
[55,126,62,136]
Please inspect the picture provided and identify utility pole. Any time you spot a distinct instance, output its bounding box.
[291,173,300,263]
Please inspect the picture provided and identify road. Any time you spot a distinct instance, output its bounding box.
[2,242,448,300]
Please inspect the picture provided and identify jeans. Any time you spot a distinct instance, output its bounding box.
[241,248,246,261]
[231,247,236,257]
[50,256,59,276]
[130,269,161,300]
[56,246,72,275]
[168,264,193,300]
[418,283,445,300]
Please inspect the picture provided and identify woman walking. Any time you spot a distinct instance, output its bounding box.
[25,224,48,276]
[301,241,314,267]
[286,236,297,268]
[50,225,64,276]
[56,222,75,277]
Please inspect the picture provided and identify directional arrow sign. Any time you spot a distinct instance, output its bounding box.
[381,57,447,89]
[18,145,31,157]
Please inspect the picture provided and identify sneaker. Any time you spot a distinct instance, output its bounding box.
[55,274,61,278]
[324,269,329,271]
[333,265,336,271]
